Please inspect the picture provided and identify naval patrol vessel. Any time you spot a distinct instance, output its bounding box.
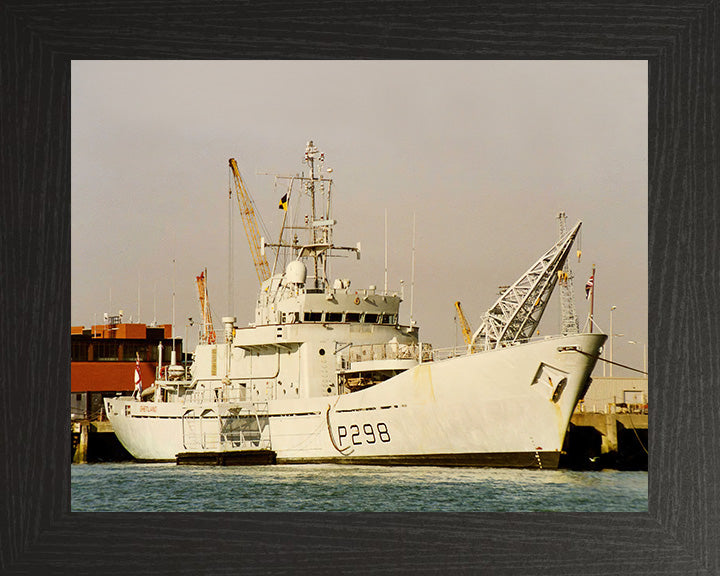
[105,141,605,468]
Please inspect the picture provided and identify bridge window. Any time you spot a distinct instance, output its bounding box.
[364,313,379,323]
[345,312,360,323]
[325,312,343,322]
[304,312,322,322]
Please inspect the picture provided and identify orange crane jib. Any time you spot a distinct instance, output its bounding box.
[196,270,216,344]
[229,158,271,284]
[455,301,474,346]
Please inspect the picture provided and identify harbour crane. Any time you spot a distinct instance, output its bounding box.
[470,221,582,351]
[196,269,216,344]
[557,212,580,335]
[229,158,271,284]
[455,301,476,351]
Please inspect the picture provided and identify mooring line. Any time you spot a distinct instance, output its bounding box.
[626,411,649,455]
[567,348,647,376]
[564,348,649,454]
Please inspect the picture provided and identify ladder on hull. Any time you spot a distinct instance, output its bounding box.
[181,403,272,452]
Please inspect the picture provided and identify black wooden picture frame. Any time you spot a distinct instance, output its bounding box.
[1,1,717,574]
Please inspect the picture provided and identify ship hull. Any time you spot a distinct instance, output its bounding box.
[105,333,605,468]
[275,452,560,468]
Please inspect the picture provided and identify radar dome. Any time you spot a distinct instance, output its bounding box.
[285,260,307,285]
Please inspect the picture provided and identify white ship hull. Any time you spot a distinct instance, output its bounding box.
[105,333,604,468]
[104,141,604,469]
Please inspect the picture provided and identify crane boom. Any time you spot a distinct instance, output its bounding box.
[229,158,271,284]
[471,221,582,351]
[455,301,475,349]
[196,269,216,344]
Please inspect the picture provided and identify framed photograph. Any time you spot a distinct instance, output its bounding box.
[2,2,715,573]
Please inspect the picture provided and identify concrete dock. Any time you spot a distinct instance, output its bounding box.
[72,420,132,463]
[560,376,648,470]
[562,412,648,470]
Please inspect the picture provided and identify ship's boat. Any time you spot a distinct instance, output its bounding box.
[105,141,606,468]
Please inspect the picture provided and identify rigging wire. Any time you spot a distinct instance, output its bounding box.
[568,350,649,455]
[571,348,648,376]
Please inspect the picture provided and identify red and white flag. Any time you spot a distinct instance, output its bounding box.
[585,274,594,299]
[134,356,142,390]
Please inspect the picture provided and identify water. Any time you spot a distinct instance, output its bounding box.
[72,463,647,512]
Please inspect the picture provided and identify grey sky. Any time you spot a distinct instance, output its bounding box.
[72,60,647,376]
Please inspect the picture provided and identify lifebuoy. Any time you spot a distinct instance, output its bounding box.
[354,297,360,305]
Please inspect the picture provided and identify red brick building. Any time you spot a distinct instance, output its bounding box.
[71,319,183,421]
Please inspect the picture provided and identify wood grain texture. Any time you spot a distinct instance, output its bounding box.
[1,1,717,573]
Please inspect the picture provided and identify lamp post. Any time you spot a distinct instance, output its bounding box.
[184,318,194,378]
[609,306,616,377]
[628,340,647,375]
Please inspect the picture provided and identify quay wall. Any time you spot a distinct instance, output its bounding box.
[561,377,649,470]
[72,420,132,464]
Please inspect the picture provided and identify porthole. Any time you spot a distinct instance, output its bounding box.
[326,387,332,393]
[319,348,326,356]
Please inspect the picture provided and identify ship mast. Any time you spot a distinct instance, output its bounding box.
[306,141,323,287]
[264,141,359,288]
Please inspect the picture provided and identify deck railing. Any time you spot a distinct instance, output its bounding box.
[181,387,247,405]
[348,342,434,364]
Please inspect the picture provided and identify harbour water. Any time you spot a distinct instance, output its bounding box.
[71,463,647,512]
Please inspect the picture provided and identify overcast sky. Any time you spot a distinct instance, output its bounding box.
[71,60,647,376]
